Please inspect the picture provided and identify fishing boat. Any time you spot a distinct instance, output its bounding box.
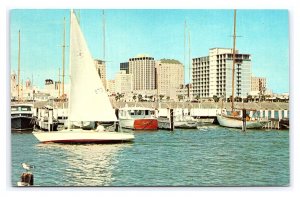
[118,106,158,130]
[11,31,35,133]
[11,103,35,132]
[217,10,268,130]
[32,10,134,143]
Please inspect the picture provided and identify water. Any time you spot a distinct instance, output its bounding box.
[11,126,289,186]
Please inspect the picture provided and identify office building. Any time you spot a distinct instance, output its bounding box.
[94,59,107,89]
[156,59,184,99]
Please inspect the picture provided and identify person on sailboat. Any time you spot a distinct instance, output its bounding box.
[96,122,105,132]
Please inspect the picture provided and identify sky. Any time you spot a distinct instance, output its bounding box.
[10,9,289,93]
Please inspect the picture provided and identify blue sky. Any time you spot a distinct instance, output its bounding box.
[10,9,289,93]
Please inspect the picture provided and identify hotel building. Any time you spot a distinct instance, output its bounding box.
[192,48,251,99]
[129,55,156,91]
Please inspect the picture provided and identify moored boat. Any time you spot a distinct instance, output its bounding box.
[11,103,35,132]
[217,111,269,129]
[118,107,158,130]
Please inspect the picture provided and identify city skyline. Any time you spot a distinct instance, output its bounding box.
[10,9,289,93]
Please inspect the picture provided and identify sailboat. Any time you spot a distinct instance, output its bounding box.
[32,10,134,143]
[216,10,268,129]
[175,21,198,129]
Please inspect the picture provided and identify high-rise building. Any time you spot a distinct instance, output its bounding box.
[251,76,266,93]
[94,59,107,89]
[115,70,133,94]
[129,55,156,91]
[156,59,184,99]
[120,62,129,74]
[192,48,251,99]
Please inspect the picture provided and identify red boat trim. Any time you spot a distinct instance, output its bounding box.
[133,119,158,130]
[42,139,133,144]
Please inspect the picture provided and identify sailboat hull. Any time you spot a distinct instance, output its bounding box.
[32,129,134,143]
[174,121,198,129]
[217,114,268,129]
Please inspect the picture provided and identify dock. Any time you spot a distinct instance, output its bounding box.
[29,100,289,130]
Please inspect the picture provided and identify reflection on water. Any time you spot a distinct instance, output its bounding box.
[27,142,131,186]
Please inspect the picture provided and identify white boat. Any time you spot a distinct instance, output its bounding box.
[217,112,269,129]
[174,114,198,129]
[32,10,134,143]
[118,107,158,130]
[157,111,198,129]
[11,103,35,132]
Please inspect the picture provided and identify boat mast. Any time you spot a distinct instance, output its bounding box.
[62,17,66,100]
[231,9,237,112]
[184,20,186,94]
[58,67,61,98]
[17,30,21,101]
[102,10,105,61]
[188,28,191,100]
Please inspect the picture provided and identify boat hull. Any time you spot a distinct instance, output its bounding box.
[32,129,134,143]
[174,121,198,129]
[217,115,268,129]
[11,116,35,132]
[120,119,158,130]
[157,117,198,129]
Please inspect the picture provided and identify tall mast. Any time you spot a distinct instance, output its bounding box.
[58,67,61,98]
[17,30,21,101]
[184,20,186,87]
[231,9,237,112]
[188,29,191,99]
[102,10,105,61]
[62,17,66,99]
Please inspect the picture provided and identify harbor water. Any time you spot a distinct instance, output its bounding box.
[11,126,289,186]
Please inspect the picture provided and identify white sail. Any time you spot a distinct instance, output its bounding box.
[69,10,117,122]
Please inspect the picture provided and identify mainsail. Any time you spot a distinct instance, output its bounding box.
[68,10,117,122]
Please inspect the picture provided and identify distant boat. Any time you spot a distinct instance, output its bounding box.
[118,106,158,130]
[35,105,59,131]
[32,10,134,143]
[11,103,35,132]
[174,114,198,129]
[157,109,198,129]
